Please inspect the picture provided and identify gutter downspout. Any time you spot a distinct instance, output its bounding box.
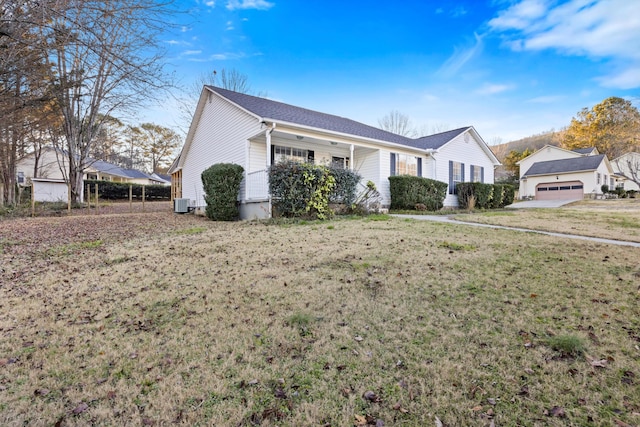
[426,149,438,180]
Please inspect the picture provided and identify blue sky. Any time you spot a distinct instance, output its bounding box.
[152,0,640,144]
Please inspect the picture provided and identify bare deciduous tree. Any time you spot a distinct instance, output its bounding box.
[377,110,417,137]
[43,0,176,202]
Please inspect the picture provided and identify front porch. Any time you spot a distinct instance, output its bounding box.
[241,128,382,219]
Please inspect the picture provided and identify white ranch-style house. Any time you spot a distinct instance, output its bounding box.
[17,147,169,187]
[171,86,501,219]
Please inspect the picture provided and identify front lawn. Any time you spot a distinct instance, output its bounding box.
[453,198,640,243]
[1,212,639,426]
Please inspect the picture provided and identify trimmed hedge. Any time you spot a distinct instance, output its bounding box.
[84,180,171,200]
[388,175,448,211]
[457,182,515,209]
[269,161,349,219]
[201,163,244,221]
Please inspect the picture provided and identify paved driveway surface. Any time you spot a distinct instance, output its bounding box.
[505,199,581,208]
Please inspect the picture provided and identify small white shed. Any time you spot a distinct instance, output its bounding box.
[32,178,69,202]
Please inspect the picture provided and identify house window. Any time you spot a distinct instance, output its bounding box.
[395,154,418,176]
[449,161,464,195]
[596,173,601,184]
[331,156,349,169]
[610,177,614,189]
[470,165,484,183]
[273,145,309,164]
[17,171,25,184]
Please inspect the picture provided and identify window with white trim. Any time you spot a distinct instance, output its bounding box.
[395,154,418,176]
[450,161,463,194]
[274,145,308,164]
[471,165,482,182]
[597,173,601,184]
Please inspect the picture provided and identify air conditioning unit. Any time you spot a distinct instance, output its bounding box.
[174,198,190,213]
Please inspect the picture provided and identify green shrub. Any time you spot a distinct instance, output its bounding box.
[328,166,361,205]
[457,182,494,209]
[501,184,515,206]
[491,184,505,209]
[201,163,244,221]
[84,180,171,200]
[268,161,336,219]
[388,175,448,211]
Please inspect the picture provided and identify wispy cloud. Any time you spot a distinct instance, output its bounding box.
[489,0,640,89]
[527,95,566,103]
[475,83,514,95]
[451,6,468,17]
[226,20,235,30]
[226,0,274,10]
[166,39,191,46]
[183,50,202,55]
[438,32,484,77]
[205,0,215,7]
[187,52,248,62]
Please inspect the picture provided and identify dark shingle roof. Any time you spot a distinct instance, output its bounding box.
[413,127,470,149]
[572,147,597,155]
[208,86,468,150]
[522,154,606,177]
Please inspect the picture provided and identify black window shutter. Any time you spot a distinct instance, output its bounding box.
[470,165,475,182]
[390,153,396,176]
[417,157,422,177]
[271,145,275,165]
[307,150,314,164]
[481,167,485,183]
[461,163,465,182]
[448,160,453,195]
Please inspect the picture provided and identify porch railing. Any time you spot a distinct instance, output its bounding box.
[245,169,269,200]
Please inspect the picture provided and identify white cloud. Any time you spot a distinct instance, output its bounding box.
[475,83,514,95]
[451,6,468,17]
[489,0,640,88]
[226,0,274,11]
[438,33,484,77]
[187,52,248,62]
[183,50,202,55]
[205,0,215,7]
[597,67,640,89]
[527,95,566,103]
[226,20,235,30]
[488,0,548,30]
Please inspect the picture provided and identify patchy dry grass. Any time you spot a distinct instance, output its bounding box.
[1,212,639,426]
[454,199,640,243]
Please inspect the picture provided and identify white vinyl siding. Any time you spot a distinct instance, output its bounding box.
[182,91,262,207]
[435,131,496,207]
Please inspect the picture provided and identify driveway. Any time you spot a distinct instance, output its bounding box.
[505,199,581,208]
[391,214,640,248]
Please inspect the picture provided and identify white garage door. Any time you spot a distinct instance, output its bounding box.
[536,181,584,200]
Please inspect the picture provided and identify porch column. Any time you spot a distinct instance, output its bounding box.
[349,144,354,171]
[266,123,275,169]
[266,130,272,168]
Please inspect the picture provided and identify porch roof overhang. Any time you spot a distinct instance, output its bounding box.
[259,118,437,156]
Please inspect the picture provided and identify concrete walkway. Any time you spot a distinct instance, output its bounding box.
[505,199,581,209]
[391,214,640,248]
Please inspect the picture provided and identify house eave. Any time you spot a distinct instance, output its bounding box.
[261,118,435,155]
